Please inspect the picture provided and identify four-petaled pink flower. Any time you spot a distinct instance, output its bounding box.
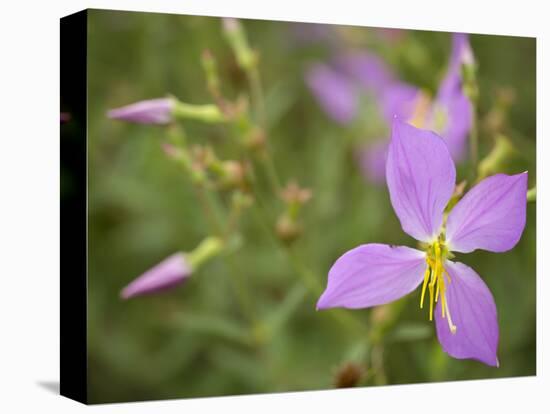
[317,119,528,367]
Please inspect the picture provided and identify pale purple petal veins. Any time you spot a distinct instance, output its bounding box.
[386,120,456,242]
[435,261,499,367]
[357,141,388,184]
[121,253,192,299]
[317,244,426,310]
[107,98,175,125]
[446,172,528,253]
[305,63,358,125]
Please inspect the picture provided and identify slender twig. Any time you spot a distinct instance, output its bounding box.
[247,67,266,130]
[469,103,479,181]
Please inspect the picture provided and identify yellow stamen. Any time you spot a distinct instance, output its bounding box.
[440,274,446,318]
[419,238,456,332]
[428,283,434,321]
[419,267,430,309]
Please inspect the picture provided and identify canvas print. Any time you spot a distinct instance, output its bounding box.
[61,8,536,404]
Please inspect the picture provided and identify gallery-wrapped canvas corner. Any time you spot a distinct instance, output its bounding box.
[60,8,536,405]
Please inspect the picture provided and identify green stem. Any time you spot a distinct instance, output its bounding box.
[262,153,282,193]
[187,236,224,270]
[193,185,224,235]
[240,132,368,337]
[527,186,536,202]
[173,101,225,123]
[247,67,266,129]
[370,344,388,385]
[201,189,257,324]
[469,103,479,181]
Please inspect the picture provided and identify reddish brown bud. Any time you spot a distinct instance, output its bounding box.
[333,362,365,388]
[275,214,302,244]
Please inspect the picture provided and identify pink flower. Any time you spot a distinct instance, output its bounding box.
[318,120,528,366]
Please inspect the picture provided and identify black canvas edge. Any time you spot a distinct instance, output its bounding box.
[60,9,88,405]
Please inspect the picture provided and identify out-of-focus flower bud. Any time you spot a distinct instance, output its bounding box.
[333,362,365,388]
[108,98,175,124]
[219,160,248,190]
[120,253,192,299]
[120,237,224,300]
[244,127,266,151]
[275,214,303,244]
[280,181,313,206]
[280,181,312,220]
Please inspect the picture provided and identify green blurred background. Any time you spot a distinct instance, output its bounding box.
[83,9,536,404]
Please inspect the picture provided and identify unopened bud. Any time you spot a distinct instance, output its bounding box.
[191,145,217,169]
[280,181,312,220]
[108,98,175,125]
[280,181,313,205]
[245,127,266,151]
[220,160,248,189]
[333,362,365,388]
[275,215,303,244]
[121,253,192,299]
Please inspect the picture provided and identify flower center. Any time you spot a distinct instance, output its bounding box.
[432,103,449,133]
[420,238,457,334]
[408,91,431,128]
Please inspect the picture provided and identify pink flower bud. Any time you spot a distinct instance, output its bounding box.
[120,253,192,299]
[107,98,174,125]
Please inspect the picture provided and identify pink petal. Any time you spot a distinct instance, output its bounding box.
[317,244,426,310]
[386,120,456,242]
[305,63,357,125]
[121,253,192,299]
[357,141,388,184]
[435,261,499,367]
[431,72,473,162]
[446,173,528,253]
[107,98,174,125]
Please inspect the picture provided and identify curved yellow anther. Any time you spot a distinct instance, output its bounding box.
[420,239,455,332]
